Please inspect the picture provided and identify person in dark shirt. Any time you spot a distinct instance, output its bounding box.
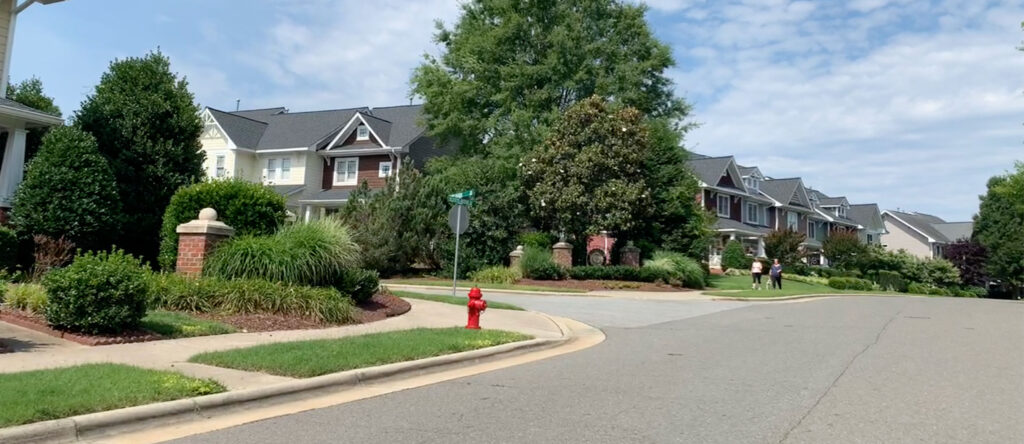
[769,259,783,290]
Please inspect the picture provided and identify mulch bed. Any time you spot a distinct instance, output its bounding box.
[516,278,687,292]
[352,292,412,323]
[0,309,162,346]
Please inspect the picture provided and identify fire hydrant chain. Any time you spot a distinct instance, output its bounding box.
[466,287,487,329]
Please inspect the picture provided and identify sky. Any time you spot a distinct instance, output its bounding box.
[10,0,1024,221]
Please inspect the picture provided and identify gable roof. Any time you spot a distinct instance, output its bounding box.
[884,210,957,243]
[760,178,811,209]
[820,196,848,207]
[848,203,885,231]
[368,104,427,147]
[932,222,973,242]
[231,107,287,120]
[207,108,267,148]
[686,156,745,191]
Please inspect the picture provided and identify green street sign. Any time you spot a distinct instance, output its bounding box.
[447,189,475,206]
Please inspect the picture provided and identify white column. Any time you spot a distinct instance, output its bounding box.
[756,237,766,258]
[304,205,312,223]
[0,128,27,207]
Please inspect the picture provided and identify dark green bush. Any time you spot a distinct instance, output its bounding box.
[333,268,380,304]
[519,246,566,280]
[43,250,149,334]
[874,270,907,292]
[788,263,812,276]
[926,286,951,296]
[643,251,706,288]
[147,273,353,324]
[159,179,287,270]
[827,277,874,291]
[819,268,862,279]
[0,226,16,272]
[963,286,988,298]
[571,266,641,282]
[906,282,929,295]
[721,240,750,271]
[204,219,360,286]
[526,262,567,280]
[519,232,555,249]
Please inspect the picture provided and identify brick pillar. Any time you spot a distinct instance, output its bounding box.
[552,241,573,269]
[508,245,524,268]
[175,208,235,277]
[620,241,641,268]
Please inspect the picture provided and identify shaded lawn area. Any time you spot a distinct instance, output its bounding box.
[0,363,224,428]
[189,327,532,378]
[383,278,586,294]
[141,311,237,338]
[706,275,923,298]
[392,290,524,311]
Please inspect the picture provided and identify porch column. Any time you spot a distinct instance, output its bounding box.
[0,127,27,208]
[304,205,312,222]
[756,237,766,258]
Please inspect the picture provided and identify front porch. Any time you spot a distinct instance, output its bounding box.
[0,97,63,211]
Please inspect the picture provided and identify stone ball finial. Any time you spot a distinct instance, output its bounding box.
[516,245,524,252]
[198,208,218,221]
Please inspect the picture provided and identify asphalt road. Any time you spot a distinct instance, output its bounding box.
[171,295,1024,443]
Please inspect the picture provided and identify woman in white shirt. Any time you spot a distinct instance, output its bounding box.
[750,258,764,290]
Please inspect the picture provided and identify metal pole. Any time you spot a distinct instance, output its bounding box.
[452,205,461,298]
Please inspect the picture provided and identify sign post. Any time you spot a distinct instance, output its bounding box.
[447,190,474,298]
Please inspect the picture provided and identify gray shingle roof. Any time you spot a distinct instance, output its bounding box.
[300,188,353,203]
[270,185,305,197]
[932,222,973,242]
[760,178,806,207]
[886,210,951,242]
[232,107,287,120]
[820,196,847,206]
[208,108,267,148]
[685,156,734,187]
[848,204,883,230]
[367,104,426,147]
[713,218,771,235]
[255,108,366,149]
[359,113,392,144]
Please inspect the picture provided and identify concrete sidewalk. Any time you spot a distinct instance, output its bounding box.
[0,299,563,390]
[386,283,716,301]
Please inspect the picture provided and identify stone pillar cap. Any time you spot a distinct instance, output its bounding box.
[177,208,235,236]
[509,245,525,256]
[553,241,573,248]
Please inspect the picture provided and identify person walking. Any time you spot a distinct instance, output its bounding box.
[750,258,764,290]
[770,259,783,290]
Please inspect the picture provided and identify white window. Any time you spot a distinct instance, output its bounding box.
[356,125,369,141]
[787,212,799,231]
[266,158,277,181]
[746,202,759,224]
[808,221,816,239]
[378,161,393,178]
[717,195,731,217]
[839,206,847,218]
[280,158,291,180]
[214,155,225,178]
[333,157,358,185]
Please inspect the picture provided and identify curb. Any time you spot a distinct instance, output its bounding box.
[383,283,594,297]
[0,332,570,444]
[709,292,934,302]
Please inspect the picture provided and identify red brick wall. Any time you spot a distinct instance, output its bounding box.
[176,234,228,277]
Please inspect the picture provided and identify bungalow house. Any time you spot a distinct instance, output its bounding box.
[198,104,453,221]
[687,155,772,268]
[880,210,973,259]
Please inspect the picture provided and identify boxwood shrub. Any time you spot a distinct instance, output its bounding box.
[159,179,287,270]
[333,268,380,304]
[43,250,149,334]
[827,277,875,291]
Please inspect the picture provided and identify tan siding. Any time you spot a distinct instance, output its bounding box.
[882,216,933,259]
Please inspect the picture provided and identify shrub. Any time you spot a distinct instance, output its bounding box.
[786,274,829,286]
[333,268,380,304]
[926,286,951,296]
[519,246,566,280]
[147,273,354,324]
[10,126,121,253]
[788,262,813,276]
[519,232,555,249]
[827,277,874,291]
[764,229,805,267]
[874,270,907,292]
[43,250,149,334]
[922,259,961,288]
[963,286,988,298]
[723,268,750,276]
[906,282,929,295]
[4,283,47,313]
[204,219,360,286]
[159,179,287,270]
[30,235,75,280]
[469,266,522,285]
[721,240,749,271]
[644,251,706,289]
[0,226,16,272]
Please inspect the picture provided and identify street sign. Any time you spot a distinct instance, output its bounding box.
[448,205,469,235]
[447,189,476,206]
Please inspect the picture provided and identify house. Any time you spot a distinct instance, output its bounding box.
[847,204,887,245]
[198,104,453,221]
[880,210,973,259]
[687,155,772,268]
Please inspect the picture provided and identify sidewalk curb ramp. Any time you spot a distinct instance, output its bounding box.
[0,325,577,443]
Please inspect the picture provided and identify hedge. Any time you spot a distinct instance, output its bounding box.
[568,266,673,283]
[827,277,875,291]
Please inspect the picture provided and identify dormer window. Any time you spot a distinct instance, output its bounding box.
[356,125,369,141]
[838,206,847,218]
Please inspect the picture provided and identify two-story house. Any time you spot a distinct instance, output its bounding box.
[198,104,453,221]
[880,210,972,259]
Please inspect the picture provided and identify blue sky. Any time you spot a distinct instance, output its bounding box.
[11,0,1024,221]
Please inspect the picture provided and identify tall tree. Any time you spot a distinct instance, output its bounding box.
[822,231,868,270]
[973,163,1024,293]
[74,51,204,262]
[764,229,805,266]
[6,77,61,162]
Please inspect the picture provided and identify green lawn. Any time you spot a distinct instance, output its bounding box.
[383,278,586,293]
[0,364,224,428]
[189,327,532,378]
[392,290,524,311]
[141,310,237,338]
[706,275,919,298]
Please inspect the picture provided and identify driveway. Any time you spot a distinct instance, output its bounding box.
[171,295,1024,443]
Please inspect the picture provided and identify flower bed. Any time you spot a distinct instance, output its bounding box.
[0,308,161,346]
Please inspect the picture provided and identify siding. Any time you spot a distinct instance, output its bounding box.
[321,154,394,190]
[257,153,306,186]
[882,216,934,259]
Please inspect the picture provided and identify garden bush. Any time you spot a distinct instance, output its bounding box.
[874,270,907,292]
[723,268,750,276]
[204,219,360,286]
[519,232,555,249]
[0,226,16,272]
[4,283,47,313]
[906,282,929,295]
[147,273,353,324]
[643,251,706,289]
[333,268,380,304]
[721,240,750,271]
[827,277,874,291]
[925,286,951,296]
[159,179,287,270]
[468,266,522,285]
[568,266,673,283]
[785,274,829,286]
[519,246,566,280]
[43,250,149,334]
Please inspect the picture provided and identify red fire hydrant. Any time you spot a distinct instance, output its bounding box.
[466,287,487,329]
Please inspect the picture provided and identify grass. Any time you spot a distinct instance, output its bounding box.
[0,363,224,428]
[705,275,924,298]
[141,310,237,338]
[383,278,586,293]
[392,290,525,311]
[189,327,532,378]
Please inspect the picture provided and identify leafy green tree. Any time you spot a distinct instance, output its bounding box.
[973,163,1024,292]
[11,127,121,252]
[721,240,749,271]
[765,229,805,266]
[822,230,868,270]
[411,0,689,158]
[6,77,61,162]
[74,51,204,263]
[521,96,652,238]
